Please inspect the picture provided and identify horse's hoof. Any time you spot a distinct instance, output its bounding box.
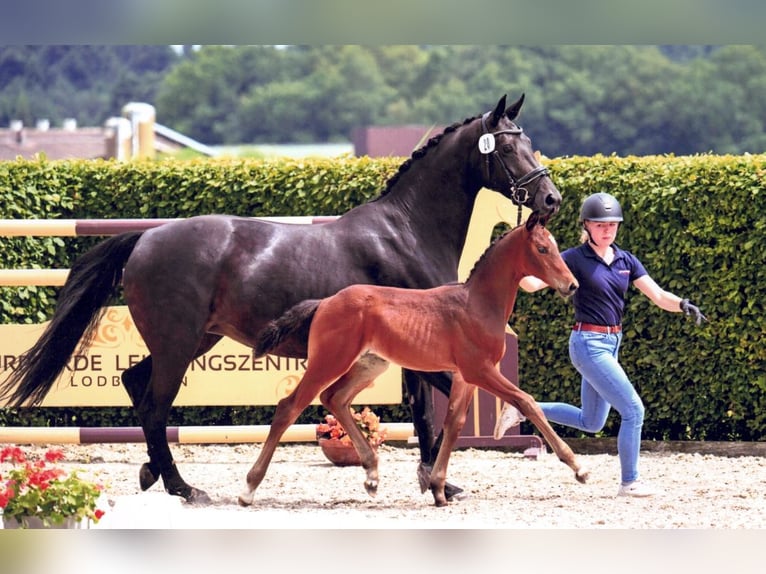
[417,463,431,494]
[432,492,449,507]
[238,491,255,507]
[364,479,379,497]
[139,462,159,491]
[575,468,590,484]
[445,482,467,502]
[184,487,212,505]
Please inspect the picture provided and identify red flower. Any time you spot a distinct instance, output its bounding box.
[0,488,10,508]
[44,449,65,464]
[0,446,25,464]
[0,446,106,526]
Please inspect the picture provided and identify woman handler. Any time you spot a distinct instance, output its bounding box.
[495,192,706,497]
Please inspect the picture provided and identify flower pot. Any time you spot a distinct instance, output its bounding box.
[2,515,84,529]
[318,438,369,466]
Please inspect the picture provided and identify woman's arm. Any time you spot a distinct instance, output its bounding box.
[633,275,684,312]
[634,274,707,324]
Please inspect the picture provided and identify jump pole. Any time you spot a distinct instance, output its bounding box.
[0,423,415,445]
[0,217,335,286]
[0,216,328,237]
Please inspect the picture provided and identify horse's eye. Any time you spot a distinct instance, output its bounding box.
[537,247,548,254]
[502,144,513,153]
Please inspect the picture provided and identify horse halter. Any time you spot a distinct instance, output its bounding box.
[479,111,550,224]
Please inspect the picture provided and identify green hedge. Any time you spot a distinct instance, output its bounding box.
[513,154,765,441]
[1,154,764,440]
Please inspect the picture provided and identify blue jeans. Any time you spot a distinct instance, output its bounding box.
[539,330,645,484]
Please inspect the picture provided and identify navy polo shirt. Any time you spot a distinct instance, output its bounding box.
[561,242,648,326]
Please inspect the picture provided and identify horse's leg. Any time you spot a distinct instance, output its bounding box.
[120,356,160,489]
[238,346,362,506]
[126,334,222,503]
[319,353,390,496]
[134,361,206,503]
[404,369,435,468]
[237,372,342,506]
[405,370,465,500]
[470,364,589,483]
[429,371,475,507]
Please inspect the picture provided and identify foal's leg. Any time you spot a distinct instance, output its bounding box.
[405,370,465,500]
[238,347,362,506]
[471,364,589,484]
[320,353,390,496]
[238,382,319,506]
[428,371,475,507]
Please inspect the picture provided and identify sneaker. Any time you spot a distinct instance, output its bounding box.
[617,480,657,498]
[493,403,527,439]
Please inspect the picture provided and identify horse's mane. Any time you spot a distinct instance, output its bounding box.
[465,226,516,282]
[373,114,480,201]
[466,214,546,281]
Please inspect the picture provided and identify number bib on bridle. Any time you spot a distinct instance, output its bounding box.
[479,111,550,225]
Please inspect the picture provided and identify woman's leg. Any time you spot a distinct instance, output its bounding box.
[539,375,611,432]
[563,331,645,483]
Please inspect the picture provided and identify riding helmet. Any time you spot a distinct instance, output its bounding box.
[579,192,623,222]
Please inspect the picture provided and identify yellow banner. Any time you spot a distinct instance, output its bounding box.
[0,305,402,407]
[0,189,526,409]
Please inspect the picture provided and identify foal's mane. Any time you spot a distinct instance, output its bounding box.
[373,114,480,200]
[465,226,516,282]
[465,216,545,282]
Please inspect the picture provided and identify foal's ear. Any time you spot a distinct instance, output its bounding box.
[490,95,507,126]
[525,211,540,231]
[505,93,525,121]
[525,211,548,231]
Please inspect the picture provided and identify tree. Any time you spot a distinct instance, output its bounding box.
[4,45,766,155]
[0,46,178,127]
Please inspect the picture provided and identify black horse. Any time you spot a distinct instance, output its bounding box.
[0,94,560,504]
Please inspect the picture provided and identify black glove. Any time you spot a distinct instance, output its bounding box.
[680,298,707,326]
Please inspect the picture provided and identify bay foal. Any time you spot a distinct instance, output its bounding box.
[243,215,588,507]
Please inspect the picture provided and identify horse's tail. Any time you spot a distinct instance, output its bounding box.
[254,299,321,357]
[0,231,144,407]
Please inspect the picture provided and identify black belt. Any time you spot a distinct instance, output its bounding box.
[573,322,621,334]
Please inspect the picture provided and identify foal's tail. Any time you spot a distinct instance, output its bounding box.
[254,299,321,357]
[0,232,144,407]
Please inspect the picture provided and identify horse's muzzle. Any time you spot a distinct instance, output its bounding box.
[558,281,578,299]
[541,189,562,215]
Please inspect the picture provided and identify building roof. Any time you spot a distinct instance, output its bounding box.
[351,125,446,157]
[0,121,216,161]
[0,127,110,161]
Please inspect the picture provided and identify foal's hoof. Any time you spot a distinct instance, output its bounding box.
[139,462,160,491]
[575,468,590,484]
[238,491,255,507]
[431,488,449,508]
[364,479,379,497]
[418,464,465,500]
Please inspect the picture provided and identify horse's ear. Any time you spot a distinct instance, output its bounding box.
[506,93,525,121]
[490,95,507,126]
